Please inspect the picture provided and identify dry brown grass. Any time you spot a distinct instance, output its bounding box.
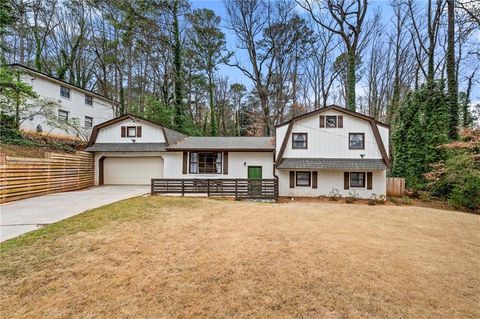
[1,196,479,318]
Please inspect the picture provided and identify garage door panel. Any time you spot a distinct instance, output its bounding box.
[104,157,163,185]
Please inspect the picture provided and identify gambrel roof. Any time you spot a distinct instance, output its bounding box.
[275,105,391,168]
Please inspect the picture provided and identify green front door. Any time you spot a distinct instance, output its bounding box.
[248,166,262,197]
[248,166,262,179]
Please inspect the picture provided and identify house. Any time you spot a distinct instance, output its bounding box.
[84,114,275,185]
[275,105,390,198]
[10,64,118,140]
[85,105,390,199]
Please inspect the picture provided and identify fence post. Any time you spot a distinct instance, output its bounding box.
[235,179,238,199]
[182,180,185,196]
[207,179,210,197]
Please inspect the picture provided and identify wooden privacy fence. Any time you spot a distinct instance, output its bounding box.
[151,178,278,200]
[386,177,405,197]
[0,151,94,203]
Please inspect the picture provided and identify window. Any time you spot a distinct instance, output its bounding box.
[296,171,311,187]
[58,110,69,122]
[85,116,93,128]
[349,133,365,149]
[189,152,222,174]
[85,95,93,105]
[60,86,70,98]
[127,126,137,137]
[350,172,365,188]
[326,115,337,128]
[292,133,307,149]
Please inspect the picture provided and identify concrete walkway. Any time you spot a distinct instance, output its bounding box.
[0,185,149,242]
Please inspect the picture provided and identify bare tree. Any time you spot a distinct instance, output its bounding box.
[225,0,276,135]
[297,0,369,111]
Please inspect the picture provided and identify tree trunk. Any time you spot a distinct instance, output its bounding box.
[173,0,185,130]
[446,0,458,139]
[346,50,356,111]
[208,72,217,136]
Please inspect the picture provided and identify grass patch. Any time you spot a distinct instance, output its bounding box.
[1,197,479,318]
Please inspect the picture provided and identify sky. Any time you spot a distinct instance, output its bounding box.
[190,0,479,105]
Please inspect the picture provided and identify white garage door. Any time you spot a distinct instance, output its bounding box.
[104,157,163,185]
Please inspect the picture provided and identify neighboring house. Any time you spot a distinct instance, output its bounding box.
[275,105,390,198]
[11,64,118,140]
[85,105,390,198]
[84,114,275,185]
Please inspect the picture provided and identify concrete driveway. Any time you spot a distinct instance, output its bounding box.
[0,185,150,242]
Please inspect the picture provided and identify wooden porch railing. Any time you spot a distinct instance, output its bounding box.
[151,178,278,200]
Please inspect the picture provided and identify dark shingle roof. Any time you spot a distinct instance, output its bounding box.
[166,136,275,151]
[277,158,387,170]
[163,127,188,145]
[84,143,167,152]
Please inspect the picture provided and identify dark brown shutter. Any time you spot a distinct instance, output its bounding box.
[344,172,350,189]
[182,152,188,174]
[289,171,295,188]
[223,152,228,175]
[121,126,126,137]
[319,115,325,128]
[367,172,373,190]
[312,171,318,189]
[136,126,142,137]
[338,115,343,128]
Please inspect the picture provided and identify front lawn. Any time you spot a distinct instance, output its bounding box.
[1,197,479,318]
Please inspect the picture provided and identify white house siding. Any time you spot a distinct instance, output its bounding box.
[95,118,166,143]
[275,124,288,154]
[19,73,115,139]
[277,169,386,198]
[93,152,166,185]
[163,152,275,179]
[378,125,390,153]
[277,110,385,160]
[94,151,274,185]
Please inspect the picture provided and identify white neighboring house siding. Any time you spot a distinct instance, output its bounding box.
[275,109,389,198]
[18,70,116,139]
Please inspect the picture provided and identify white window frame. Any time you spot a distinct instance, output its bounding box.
[58,110,69,122]
[349,172,366,188]
[127,126,137,137]
[60,86,70,99]
[295,171,311,187]
[84,116,93,128]
[85,95,93,106]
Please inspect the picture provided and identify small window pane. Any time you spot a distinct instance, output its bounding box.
[296,171,311,186]
[60,86,70,98]
[350,172,365,188]
[349,133,364,149]
[85,117,93,128]
[292,133,307,149]
[85,95,93,105]
[127,126,136,137]
[189,152,199,173]
[58,110,68,122]
[326,116,337,128]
